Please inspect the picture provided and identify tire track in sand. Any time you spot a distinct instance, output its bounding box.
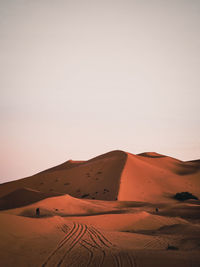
[42,223,137,267]
[90,226,137,267]
[57,223,88,267]
[90,225,113,246]
[87,228,106,266]
[80,240,95,266]
[90,226,122,267]
[41,222,79,267]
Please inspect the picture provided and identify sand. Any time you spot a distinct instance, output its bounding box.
[0,150,200,266]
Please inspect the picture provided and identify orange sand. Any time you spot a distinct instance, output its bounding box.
[0,150,200,266]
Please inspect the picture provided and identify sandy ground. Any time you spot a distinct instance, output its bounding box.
[0,196,200,266]
[0,150,200,266]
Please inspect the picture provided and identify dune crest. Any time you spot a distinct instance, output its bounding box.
[0,150,199,208]
[118,152,200,202]
[137,152,167,158]
[0,150,200,267]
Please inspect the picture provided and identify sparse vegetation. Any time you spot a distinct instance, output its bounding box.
[174,192,198,201]
[64,182,70,186]
[81,194,90,198]
[103,189,109,194]
[167,245,179,250]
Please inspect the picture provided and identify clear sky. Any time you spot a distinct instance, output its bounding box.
[1,0,200,183]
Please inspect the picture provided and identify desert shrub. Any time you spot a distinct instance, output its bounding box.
[81,194,90,198]
[104,188,109,192]
[174,192,198,201]
[167,245,179,250]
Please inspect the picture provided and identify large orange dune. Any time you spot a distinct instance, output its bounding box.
[0,150,199,205]
[0,150,200,266]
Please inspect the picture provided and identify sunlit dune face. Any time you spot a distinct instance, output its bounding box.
[0,151,200,266]
[0,150,199,208]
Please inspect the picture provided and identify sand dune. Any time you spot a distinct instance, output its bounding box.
[0,150,199,206]
[0,187,62,210]
[0,150,200,266]
[0,150,127,202]
[118,152,200,202]
[39,160,85,174]
[61,210,188,233]
[0,207,200,266]
[8,194,121,217]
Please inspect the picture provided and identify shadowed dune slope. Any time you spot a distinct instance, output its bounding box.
[0,188,62,210]
[39,160,85,174]
[0,150,127,202]
[0,150,199,208]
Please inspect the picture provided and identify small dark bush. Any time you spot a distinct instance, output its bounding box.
[81,194,90,198]
[174,192,198,201]
[64,182,70,186]
[167,245,179,250]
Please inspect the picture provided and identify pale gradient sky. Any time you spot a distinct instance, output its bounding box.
[1,0,200,183]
